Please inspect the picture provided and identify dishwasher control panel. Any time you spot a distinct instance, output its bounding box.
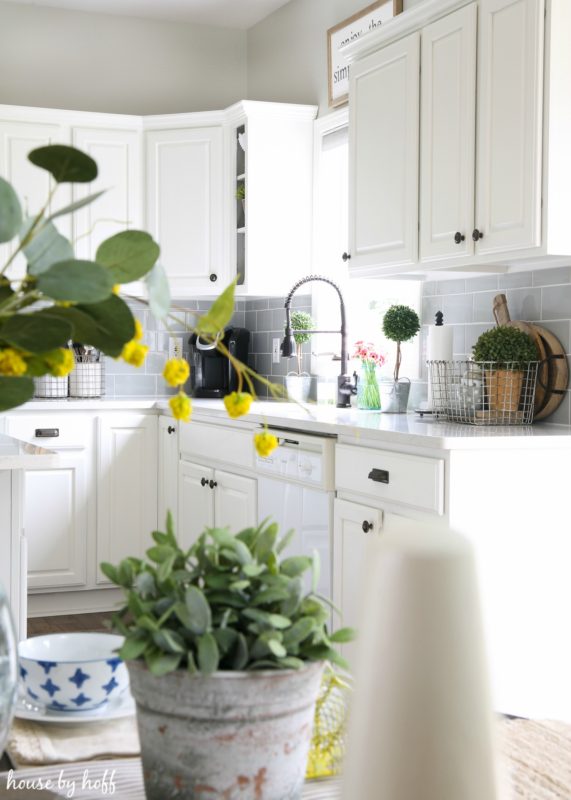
[254,429,335,490]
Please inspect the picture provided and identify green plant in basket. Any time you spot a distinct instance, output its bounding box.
[102,514,354,676]
[472,325,538,367]
[289,310,315,375]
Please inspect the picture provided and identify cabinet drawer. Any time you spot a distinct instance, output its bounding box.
[5,414,93,449]
[180,421,254,470]
[336,444,444,515]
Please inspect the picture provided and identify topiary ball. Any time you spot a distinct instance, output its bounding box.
[472,325,538,366]
[290,311,315,345]
[382,305,420,344]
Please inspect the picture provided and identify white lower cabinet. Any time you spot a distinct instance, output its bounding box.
[96,415,158,582]
[178,459,257,549]
[158,416,179,533]
[5,414,94,591]
[333,498,384,664]
[24,451,88,590]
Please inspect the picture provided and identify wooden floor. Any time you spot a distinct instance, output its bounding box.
[27,612,111,636]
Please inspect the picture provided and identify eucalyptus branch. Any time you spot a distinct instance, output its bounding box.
[0,183,58,277]
[73,218,132,245]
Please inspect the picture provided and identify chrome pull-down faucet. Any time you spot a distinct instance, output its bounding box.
[280,275,358,408]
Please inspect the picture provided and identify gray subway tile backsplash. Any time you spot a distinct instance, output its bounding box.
[422,269,571,425]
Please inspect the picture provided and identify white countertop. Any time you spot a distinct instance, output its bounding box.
[0,433,58,469]
[16,397,571,450]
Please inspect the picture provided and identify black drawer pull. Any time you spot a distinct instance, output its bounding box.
[35,428,59,438]
[368,468,389,484]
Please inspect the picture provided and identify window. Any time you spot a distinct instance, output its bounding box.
[311,115,421,383]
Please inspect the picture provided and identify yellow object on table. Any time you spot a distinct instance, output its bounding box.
[306,669,351,780]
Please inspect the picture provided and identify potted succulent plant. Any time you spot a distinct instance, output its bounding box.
[380,304,420,413]
[102,515,353,800]
[236,183,245,226]
[472,325,538,413]
[285,310,315,403]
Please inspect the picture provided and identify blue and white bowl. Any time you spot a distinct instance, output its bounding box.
[18,633,128,712]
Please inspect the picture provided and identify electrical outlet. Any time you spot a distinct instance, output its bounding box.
[169,336,183,360]
[272,338,281,364]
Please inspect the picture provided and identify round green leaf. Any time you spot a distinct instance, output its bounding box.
[146,262,170,320]
[22,220,74,276]
[0,177,23,244]
[38,259,114,304]
[96,230,160,283]
[42,296,135,357]
[1,311,72,353]
[185,586,212,636]
[0,376,34,412]
[28,145,98,184]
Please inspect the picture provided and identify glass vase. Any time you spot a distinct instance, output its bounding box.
[357,362,381,410]
[0,583,17,754]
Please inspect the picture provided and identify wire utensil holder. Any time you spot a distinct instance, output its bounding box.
[428,360,538,425]
[34,375,69,398]
[69,350,105,398]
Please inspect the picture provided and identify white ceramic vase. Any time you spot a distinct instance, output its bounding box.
[342,521,501,800]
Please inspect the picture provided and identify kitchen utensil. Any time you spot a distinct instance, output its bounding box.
[492,294,568,420]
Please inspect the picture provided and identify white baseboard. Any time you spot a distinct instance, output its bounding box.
[27,589,124,617]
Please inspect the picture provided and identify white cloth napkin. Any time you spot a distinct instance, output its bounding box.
[7,717,140,768]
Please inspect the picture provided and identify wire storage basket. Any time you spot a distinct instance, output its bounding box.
[69,348,105,398]
[34,375,69,398]
[428,360,538,425]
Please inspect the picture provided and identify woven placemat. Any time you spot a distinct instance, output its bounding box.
[500,719,571,799]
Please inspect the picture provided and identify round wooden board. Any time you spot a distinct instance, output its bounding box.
[505,320,548,414]
[531,324,569,421]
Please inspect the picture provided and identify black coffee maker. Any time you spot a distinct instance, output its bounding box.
[188,327,250,398]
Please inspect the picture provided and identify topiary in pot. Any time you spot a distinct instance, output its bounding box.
[472,326,538,413]
[102,515,353,800]
[380,305,420,412]
[285,310,315,402]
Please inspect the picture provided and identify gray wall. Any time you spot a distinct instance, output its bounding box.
[247,0,425,115]
[0,1,247,114]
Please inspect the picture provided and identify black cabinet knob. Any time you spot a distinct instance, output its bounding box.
[362,520,373,533]
[167,426,176,434]
[209,273,218,282]
[472,229,484,242]
[209,480,218,489]
[454,232,465,244]
[201,477,208,487]
[342,252,351,262]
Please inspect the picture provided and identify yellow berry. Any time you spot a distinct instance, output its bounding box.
[169,392,192,422]
[163,358,190,388]
[0,348,27,377]
[254,431,278,458]
[134,319,144,341]
[46,348,75,378]
[224,391,253,419]
[122,340,149,367]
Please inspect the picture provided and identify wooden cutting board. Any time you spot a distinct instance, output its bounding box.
[492,294,568,420]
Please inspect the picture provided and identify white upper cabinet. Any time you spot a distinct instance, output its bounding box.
[420,4,477,262]
[0,118,71,280]
[345,0,571,276]
[145,121,227,296]
[475,0,544,255]
[72,125,142,260]
[226,102,317,297]
[348,33,420,272]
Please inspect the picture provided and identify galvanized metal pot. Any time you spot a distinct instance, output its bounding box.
[128,660,324,800]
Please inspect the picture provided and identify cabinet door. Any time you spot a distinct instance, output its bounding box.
[333,498,384,663]
[475,0,544,254]
[0,120,71,280]
[420,4,477,262]
[145,127,226,295]
[158,416,179,533]
[24,450,88,589]
[97,415,158,582]
[349,32,420,270]
[72,126,142,261]
[214,470,257,532]
[178,460,214,549]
